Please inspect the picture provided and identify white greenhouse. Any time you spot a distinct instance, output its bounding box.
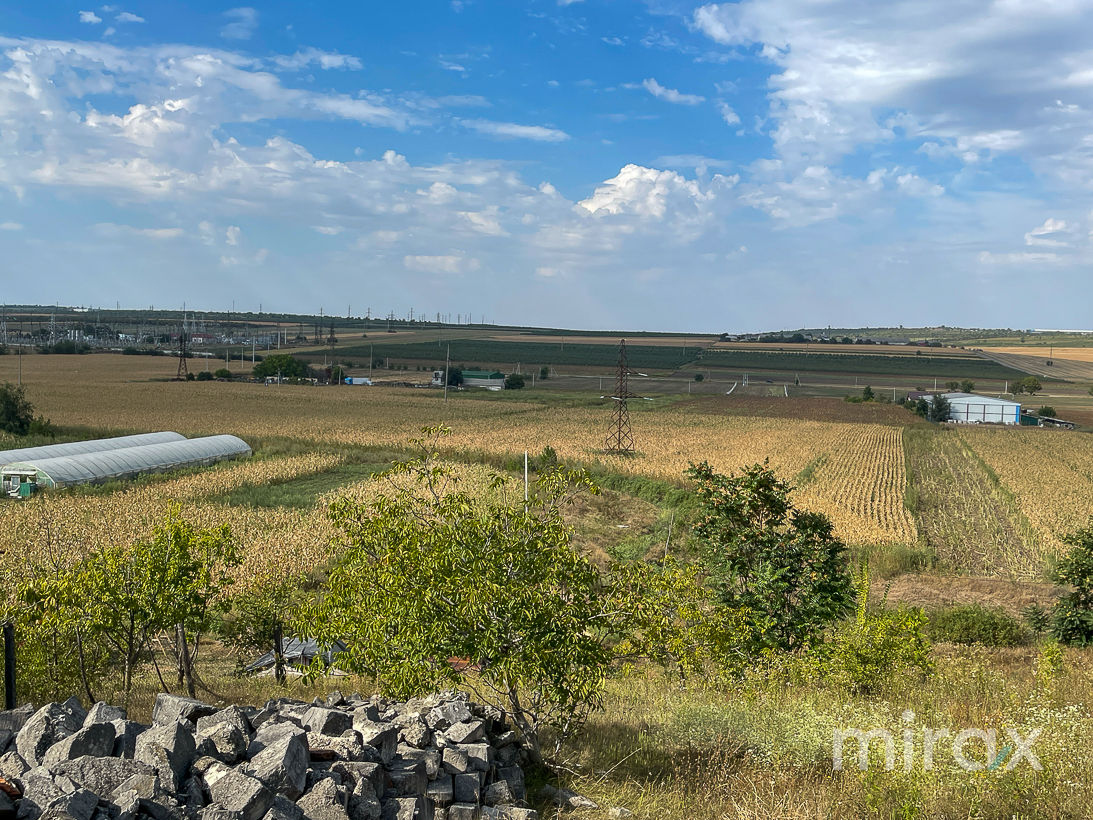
[943,393,1021,425]
[1,434,251,494]
[0,431,186,465]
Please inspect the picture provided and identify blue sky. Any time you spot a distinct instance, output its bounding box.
[0,1,1091,331]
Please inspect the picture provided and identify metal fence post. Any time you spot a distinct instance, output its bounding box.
[3,621,14,709]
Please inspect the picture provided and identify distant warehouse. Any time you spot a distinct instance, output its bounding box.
[2,434,251,497]
[943,393,1021,425]
[462,370,506,389]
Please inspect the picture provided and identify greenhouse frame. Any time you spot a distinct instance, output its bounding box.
[0,431,186,465]
[1,434,252,493]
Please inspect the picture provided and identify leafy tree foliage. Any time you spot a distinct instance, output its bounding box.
[214,368,233,379]
[804,565,931,694]
[9,508,238,707]
[1013,376,1043,395]
[299,427,741,760]
[1033,521,1093,646]
[960,379,976,393]
[446,367,463,386]
[685,461,853,653]
[253,353,311,380]
[1037,406,1057,418]
[861,385,875,401]
[504,373,525,389]
[928,393,951,423]
[0,381,35,435]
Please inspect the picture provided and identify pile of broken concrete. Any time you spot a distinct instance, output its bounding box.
[0,691,538,820]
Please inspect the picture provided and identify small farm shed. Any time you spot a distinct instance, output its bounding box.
[461,370,506,389]
[1,434,251,492]
[245,638,347,674]
[0,431,186,465]
[943,393,1021,425]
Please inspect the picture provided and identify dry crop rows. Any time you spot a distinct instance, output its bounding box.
[960,427,1093,559]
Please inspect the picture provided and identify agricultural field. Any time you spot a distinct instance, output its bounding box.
[8,350,1093,818]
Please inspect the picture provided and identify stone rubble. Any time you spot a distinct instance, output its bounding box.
[0,693,539,820]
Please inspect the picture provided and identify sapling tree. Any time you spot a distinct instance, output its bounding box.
[299,426,741,762]
[686,460,854,653]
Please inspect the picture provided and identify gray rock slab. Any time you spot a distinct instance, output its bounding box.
[301,710,351,739]
[134,721,196,791]
[50,756,155,799]
[208,770,274,820]
[196,708,252,740]
[245,733,308,800]
[0,707,34,736]
[151,695,216,727]
[16,704,84,767]
[42,725,115,769]
[295,779,349,820]
[110,721,146,761]
[0,751,28,782]
[81,704,125,728]
[451,774,479,805]
[196,723,247,765]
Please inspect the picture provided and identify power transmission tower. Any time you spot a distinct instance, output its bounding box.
[604,338,636,454]
[175,315,189,380]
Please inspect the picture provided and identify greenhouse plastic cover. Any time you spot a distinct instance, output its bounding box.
[3,434,252,488]
[0,431,186,466]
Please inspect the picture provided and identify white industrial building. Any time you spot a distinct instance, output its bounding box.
[943,393,1021,425]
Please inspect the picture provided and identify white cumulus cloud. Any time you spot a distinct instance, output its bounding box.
[462,119,569,142]
[642,78,705,105]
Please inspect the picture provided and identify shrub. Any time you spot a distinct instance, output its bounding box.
[927,604,1029,646]
[686,461,853,653]
[196,370,214,381]
[504,373,525,389]
[0,382,35,435]
[1038,406,1057,418]
[214,368,233,380]
[808,566,932,695]
[1041,520,1093,646]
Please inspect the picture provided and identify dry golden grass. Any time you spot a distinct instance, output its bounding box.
[960,427,1093,559]
[1,354,917,546]
[986,346,1093,362]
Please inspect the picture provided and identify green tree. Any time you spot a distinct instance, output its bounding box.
[685,461,853,652]
[1038,406,1057,418]
[196,370,214,381]
[504,373,525,389]
[945,381,960,392]
[447,367,463,386]
[13,509,238,707]
[1021,376,1043,395]
[253,353,310,380]
[914,397,930,417]
[694,373,705,382]
[960,379,976,393]
[299,427,739,760]
[0,382,35,435]
[928,393,951,423]
[1039,521,1093,646]
[539,365,550,380]
[214,368,233,379]
[861,385,875,401]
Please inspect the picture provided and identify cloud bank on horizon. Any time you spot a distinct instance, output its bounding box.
[1,0,1091,331]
